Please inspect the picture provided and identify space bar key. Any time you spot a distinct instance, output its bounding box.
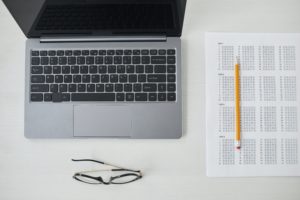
[72,93,115,101]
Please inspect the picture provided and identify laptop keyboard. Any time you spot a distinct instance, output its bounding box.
[30,49,177,102]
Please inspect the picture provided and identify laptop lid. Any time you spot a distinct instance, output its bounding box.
[2,0,186,38]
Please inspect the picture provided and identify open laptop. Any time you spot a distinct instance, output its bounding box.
[3,0,186,138]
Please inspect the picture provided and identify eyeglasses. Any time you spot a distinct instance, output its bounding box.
[72,159,142,185]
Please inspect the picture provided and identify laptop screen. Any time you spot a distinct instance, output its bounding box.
[3,0,186,38]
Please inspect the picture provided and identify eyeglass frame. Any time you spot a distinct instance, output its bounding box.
[72,159,143,185]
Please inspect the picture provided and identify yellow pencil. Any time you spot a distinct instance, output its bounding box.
[235,56,241,150]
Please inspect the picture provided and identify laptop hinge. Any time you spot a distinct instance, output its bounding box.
[40,36,167,43]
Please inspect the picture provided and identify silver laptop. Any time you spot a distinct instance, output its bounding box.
[3,0,186,138]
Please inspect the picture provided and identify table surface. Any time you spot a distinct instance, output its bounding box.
[1,0,300,200]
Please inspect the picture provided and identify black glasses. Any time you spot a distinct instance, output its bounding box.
[72,159,142,185]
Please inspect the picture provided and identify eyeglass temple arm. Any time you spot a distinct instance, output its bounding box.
[72,159,105,165]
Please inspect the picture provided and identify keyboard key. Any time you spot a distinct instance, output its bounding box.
[41,57,49,65]
[116,50,123,55]
[73,75,81,83]
[89,65,98,73]
[67,57,76,65]
[44,66,52,74]
[65,50,73,56]
[82,50,89,55]
[123,56,131,64]
[116,93,125,101]
[167,84,176,91]
[44,93,52,102]
[150,49,158,55]
[86,56,94,64]
[96,84,104,92]
[50,84,58,93]
[62,66,70,74]
[91,75,100,83]
[31,66,43,74]
[57,50,64,56]
[80,66,88,74]
[31,75,45,83]
[48,51,56,56]
[77,57,85,64]
[167,93,176,101]
[99,50,106,55]
[167,65,176,73]
[167,49,176,55]
[167,74,176,82]
[117,65,125,73]
[136,65,144,73]
[151,56,166,64]
[129,75,137,83]
[138,74,146,82]
[143,84,157,92]
[99,65,107,73]
[135,93,147,101]
[31,93,43,102]
[31,84,49,92]
[90,50,98,55]
[52,93,63,102]
[107,50,115,55]
[78,84,86,92]
[132,56,141,64]
[62,75,72,83]
[149,93,157,101]
[62,93,71,101]
[115,84,123,92]
[59,84,67,92]
[46,75,54,83]
[31,57,40,65]
[158,93,166,101]
[158,83,166,92]
[154,65,166,73]
[40,51,47,56]
[101,75,109,83]
[133,84,142,92]
[87,84,95,92]
[145,65,153,73]
[141,50,149,55]
[53,66,61,74]
[126,93,134,101]
[72,93,115,101]
[133,50,141,55]
[50,57,58,65]
[69,84,77,92]
[95,56,104,64]
[124,84,132,92]
[126,65,134,73]
[105,56,113,64]
[158,49,166,55]
[31,51,39,56]
[119,74,128,83]
[74,50,81,56]
[124,50,132,55]
[167,56,176,64]
[108,65,116,73]
[55,75,63,83]
[82,75,91,83]
[147,74,166,82]
[142,56,150,64]
[105,84,114,92]
[59,57,67,65]
[110,75,118,83]
[71,65,79,74]
[114,56,122,64]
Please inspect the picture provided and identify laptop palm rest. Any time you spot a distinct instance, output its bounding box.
[74,105,132,137]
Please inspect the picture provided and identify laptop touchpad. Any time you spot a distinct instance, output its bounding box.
[74,105,132,137]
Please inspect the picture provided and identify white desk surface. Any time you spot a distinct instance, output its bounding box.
[0,0,300,199]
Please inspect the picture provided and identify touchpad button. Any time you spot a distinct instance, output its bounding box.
[74,105,132,137]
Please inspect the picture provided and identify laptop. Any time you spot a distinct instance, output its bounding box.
[3,0,186,138]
